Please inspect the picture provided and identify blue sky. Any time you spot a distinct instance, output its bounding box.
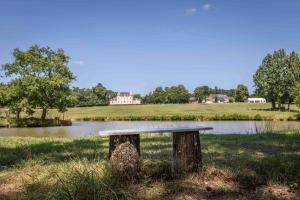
[1,0,300,94]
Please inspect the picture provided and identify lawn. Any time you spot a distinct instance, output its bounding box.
[40,103,300,121]
[1,133,300,199]
[1,103,299,125]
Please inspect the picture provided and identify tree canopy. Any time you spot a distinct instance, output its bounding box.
[234,84,249,102]
[253,49,300,109]
[193,86,210,103]
[2,45,75,119]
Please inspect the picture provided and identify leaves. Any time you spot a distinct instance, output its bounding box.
[1,45,75,119]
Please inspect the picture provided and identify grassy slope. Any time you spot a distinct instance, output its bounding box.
[1,133,300,199]
[45,103,298,120]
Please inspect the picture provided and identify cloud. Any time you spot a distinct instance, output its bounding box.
[185,7,197,15]
[73,60,85,65]
[202,4,213,11]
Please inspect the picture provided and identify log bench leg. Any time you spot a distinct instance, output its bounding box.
[173,131,202,172]
[109,134,140,158]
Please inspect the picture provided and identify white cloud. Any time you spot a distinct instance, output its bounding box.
[73,60,85,65]
[185,7,197,15]
[202,4,213,11]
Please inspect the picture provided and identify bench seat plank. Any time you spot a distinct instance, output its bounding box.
[99,126,212,136]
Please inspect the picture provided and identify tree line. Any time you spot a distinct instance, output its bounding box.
[1,45,300,121]
[142,84,249,104]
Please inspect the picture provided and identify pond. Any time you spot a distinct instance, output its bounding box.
[1,121,300,138]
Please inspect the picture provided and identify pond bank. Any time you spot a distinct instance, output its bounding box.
[0,118,71,128]
[75,113,299,121]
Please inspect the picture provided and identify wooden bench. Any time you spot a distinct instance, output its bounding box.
[99,125,213,172]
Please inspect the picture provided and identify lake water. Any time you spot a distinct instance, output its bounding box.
[1,121,300,138]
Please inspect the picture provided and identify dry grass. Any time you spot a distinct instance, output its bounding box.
[0,133,300,199]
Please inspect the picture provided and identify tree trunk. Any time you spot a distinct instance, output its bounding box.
[16,110,21,119]
[271,100,276,110]
[41,108,47,120]
[109,135,140,158]
[173,131,202,172]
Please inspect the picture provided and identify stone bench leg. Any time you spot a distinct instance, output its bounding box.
[173,131,202,172]
[109,134,140,158]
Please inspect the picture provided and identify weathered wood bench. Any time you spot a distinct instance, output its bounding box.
[99,125,213,172]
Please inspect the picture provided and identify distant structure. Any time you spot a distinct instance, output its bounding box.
[189,97,198,104]
[110,92,141,105]
[247,98,266,103]
[206,94,229,103]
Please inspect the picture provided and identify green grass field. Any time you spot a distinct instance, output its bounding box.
[1,103,299,125]
[44,103,299,121]
[1,133,299,199]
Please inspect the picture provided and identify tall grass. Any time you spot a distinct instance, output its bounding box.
[23,161,132,200]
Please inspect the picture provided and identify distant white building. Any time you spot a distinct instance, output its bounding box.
[110,92,141,105]
[247,98,266,103]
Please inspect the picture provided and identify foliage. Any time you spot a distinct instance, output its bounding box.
[143,85,190,104]
[234,84,249,102]
[0,83,8,107]
[2,45,75,119]
[193,85,210,103]
[72,83,114,107]
[165,85,190,103]
[253,49,300,109]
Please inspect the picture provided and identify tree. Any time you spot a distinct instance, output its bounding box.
[2,45,75,119]
[0,83,8,107]
[234,84,249,102]
[193,86,209,103]
[93,83,111,105]
[151,87,166,104]
[253,49,300,110]
[165,85,190,104]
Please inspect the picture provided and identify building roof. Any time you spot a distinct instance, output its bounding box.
[208,94,229,101]
[118,92,131,96]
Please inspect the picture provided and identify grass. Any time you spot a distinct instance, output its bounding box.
[1,133,300,199]
[1,103,299,127]
[1,103,298,121]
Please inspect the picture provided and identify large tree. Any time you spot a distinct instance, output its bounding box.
[151,87,167,104]
[253,49,300,109]
[193,85,209,103]
[234,84,249,102]
[165,85,190,104]
[2,45,75,119]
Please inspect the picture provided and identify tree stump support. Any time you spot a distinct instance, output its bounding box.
[109,134,140,158]
[173,131,202,172]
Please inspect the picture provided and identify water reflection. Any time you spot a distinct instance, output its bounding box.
[0,121,300,138]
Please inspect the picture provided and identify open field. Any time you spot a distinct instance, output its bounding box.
[0,103,299,127]
[43,103,299,121]
[1,133,300,199]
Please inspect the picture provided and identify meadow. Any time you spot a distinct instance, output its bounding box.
[0,133,299,199]
[1,103,299,127]
[40,103,299,121]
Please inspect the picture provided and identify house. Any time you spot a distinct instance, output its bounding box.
[110,92,141,105]
[189,97,198,104]
[247,98,266,103]
[206,94,229,103]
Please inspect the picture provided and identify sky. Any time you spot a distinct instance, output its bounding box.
[0,0,300,95]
